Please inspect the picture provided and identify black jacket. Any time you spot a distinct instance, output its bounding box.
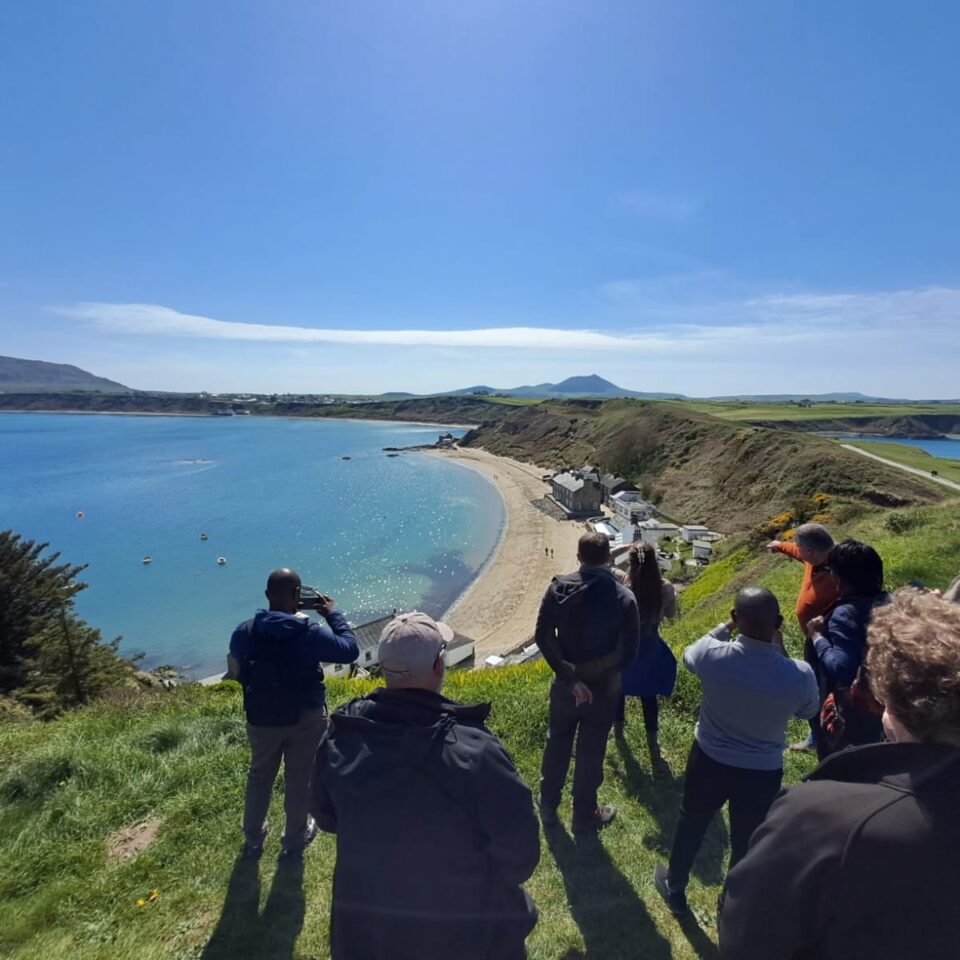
[719,741,960,960]
[311,687,540,960]
[535,565,644,684]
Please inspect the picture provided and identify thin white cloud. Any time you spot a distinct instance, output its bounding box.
[620,190,700,221]
[51,286,960,369]
[53,301,736,354]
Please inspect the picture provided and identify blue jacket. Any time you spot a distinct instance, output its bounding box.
[813,594,888,692]
[230,609,359,709]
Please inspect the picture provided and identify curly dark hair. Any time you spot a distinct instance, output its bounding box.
[867,588,960,742]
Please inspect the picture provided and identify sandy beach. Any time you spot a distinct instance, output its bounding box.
[426,447,587,660]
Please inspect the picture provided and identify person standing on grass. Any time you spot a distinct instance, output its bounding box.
[536,532,646,834]
[612,541,678,760]
[654,588,819,918]
[312,612,540,960]
[767,523,837,751]
[767,523,838,635]
[719,589,960,960]
[805,540,889,758]
[227,568,358,859]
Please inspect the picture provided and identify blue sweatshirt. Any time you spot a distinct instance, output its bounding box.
[684,625,820,771]
[230,609,359,709]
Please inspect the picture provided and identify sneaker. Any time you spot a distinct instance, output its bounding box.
[241,842,264,861]
[280,816,318,858]
[654,865,689,918]
[572,804,617,834]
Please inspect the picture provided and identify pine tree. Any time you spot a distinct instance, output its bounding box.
[0,530,134,713]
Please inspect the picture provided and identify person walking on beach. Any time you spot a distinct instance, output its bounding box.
[536,532,646,833]
[654,588,819,918]
[227,568,359,859]
[312,612,540,960]
[612,542,677,759]
[767,523,838,750]
[719,589,960,960]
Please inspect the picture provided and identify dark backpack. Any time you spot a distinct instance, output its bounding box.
[238,618,312,727]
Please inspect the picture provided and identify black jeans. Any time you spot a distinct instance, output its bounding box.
[667,742,783,890]
[540,675,618,815]
[614,694,659,733]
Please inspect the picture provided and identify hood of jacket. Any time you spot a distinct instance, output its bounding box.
[326,688,491,788]
[548,565,618,606]
[251,609,312,640]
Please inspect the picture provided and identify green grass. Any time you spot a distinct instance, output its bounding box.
[2,498,958,960]
[844,440,960,485]
[669,401,960,422]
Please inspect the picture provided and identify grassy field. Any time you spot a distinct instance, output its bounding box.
[845,440,960,485]
[670,400,960,422]
[2,498,958,960]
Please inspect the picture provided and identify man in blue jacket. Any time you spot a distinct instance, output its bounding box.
[228,568,358,858]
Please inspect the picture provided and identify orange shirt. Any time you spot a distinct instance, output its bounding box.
[776,541,840,631]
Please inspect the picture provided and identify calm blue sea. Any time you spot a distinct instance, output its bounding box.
[829,435,960,460]
[0,414,504,678]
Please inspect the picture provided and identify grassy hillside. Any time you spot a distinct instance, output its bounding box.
[3,497,957,960]
[463,399,941,530]
[672,400,960,421]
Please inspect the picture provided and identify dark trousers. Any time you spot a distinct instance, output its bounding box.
[614,694,659,733]
[667,742,783,890]
[539,675,618,815]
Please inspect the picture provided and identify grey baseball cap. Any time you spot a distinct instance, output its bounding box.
[378,612,454,681]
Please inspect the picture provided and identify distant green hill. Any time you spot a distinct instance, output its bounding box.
[0,356,131,393]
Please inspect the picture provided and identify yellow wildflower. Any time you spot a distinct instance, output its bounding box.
[136,899,146,908]
[149,890,159,902]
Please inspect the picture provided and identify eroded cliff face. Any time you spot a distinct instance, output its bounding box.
[461,400,941,532]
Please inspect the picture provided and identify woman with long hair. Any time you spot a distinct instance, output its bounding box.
[614,541,678,758]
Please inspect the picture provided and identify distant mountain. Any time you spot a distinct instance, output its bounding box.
[0,356,132,393]
[440,374,684,400]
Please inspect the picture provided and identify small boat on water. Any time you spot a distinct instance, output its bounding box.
[386,453,399,458]
[142,556,153,565]
[217,556,227,565]
[340,456,352,460]
[200,533,209,541]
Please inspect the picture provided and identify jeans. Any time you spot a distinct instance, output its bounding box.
[539,675,619,816]
[667,741,782,890]
[243,707,327,851]
[614,694,659,733]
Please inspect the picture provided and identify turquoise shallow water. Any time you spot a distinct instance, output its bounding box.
[0,414,504,678]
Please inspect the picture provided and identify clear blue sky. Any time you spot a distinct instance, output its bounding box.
[1,1,958,396]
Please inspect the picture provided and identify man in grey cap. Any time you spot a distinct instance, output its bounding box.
[311,611,541,960]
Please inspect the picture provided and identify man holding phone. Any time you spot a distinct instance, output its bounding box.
[228,567,359,859]
[654,588,819,918]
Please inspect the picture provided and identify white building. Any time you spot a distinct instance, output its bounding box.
[637,518,681,546]
[681,525,710,542]
[692,539,713,560]
[609,491,655,532]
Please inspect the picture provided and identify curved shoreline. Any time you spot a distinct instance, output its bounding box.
[425,447,586,660]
